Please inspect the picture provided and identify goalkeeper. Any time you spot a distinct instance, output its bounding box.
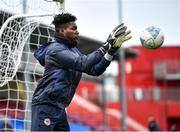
[31,13,131,131]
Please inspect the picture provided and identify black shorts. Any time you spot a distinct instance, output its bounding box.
[31,104,69,131]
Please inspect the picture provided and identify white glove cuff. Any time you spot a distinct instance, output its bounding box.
[104,53,113,61]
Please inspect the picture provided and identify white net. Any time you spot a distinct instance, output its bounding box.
[0,15,38,87]
[0,0,60,131]
[0,14,56,131]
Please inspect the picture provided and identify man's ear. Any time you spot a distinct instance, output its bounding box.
[58,28,65,37]
[59,28,64,33]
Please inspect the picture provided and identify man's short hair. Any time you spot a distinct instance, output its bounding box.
[52,13,77,31]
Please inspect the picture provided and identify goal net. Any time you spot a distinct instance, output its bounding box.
[0,0,60,131]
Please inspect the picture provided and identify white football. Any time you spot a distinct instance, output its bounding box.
[140,26,164,49]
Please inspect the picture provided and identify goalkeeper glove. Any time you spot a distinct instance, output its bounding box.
[107,23,125,44]
[102,23,126,52]
[111,28,132,49]
[104,26,132,61]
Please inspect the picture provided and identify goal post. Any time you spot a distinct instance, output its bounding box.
[0,13,55,87]
[0,13,57,131]
[0,0,66,131]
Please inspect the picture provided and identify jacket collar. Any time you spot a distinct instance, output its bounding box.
[54,33,76,48]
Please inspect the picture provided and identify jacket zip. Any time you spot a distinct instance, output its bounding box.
[65,71,76,104]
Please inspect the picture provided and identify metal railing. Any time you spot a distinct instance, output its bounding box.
[154,60,180,79]
[126,87,180,102]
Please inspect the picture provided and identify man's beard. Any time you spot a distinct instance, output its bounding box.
[71,40,78,47]
[54,32,78,47]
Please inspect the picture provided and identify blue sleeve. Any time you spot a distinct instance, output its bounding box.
[46,46,110,76]
[87,57,110,76]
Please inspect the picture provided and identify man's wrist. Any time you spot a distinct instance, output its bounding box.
[104,47,119,61]
[103,42,110,50]
[108,47,118,55]
[104,52,113,61]
[99,42,111,55]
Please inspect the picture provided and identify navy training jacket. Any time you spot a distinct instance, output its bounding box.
[32,37,110,108]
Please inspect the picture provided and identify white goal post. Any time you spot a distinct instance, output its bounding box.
[0,13,55,87]
[0,12,58,131]
[0,0,65,131]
